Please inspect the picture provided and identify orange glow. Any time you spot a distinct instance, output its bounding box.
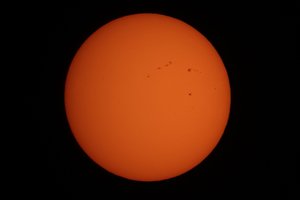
[64,13,230,181]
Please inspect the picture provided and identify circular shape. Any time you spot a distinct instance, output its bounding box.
[64,13,231,181]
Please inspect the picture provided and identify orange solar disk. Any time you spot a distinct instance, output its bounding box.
[64,13,230,181]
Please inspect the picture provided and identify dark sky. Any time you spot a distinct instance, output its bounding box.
[31,1,298,199]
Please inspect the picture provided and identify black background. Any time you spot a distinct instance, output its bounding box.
[29,1,299,199]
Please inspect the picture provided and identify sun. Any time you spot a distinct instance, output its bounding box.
[64,13,230,181]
